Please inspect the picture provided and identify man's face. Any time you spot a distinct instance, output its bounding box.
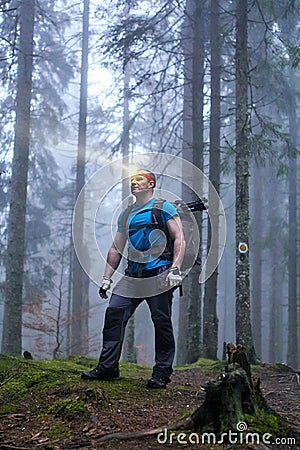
[130,173,154,194]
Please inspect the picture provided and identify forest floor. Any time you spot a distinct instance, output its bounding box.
[0,356,299,450]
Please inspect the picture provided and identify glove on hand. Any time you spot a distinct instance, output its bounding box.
[99,276,112,299]
[166,267,182,288]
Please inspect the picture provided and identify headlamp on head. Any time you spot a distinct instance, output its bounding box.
[131,170,156,187]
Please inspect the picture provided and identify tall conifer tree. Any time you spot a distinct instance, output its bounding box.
[235,0,257,362]
[2,0,35,355]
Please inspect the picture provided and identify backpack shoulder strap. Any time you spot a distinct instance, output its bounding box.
[120,204,133,231]
[151,199,166,229]
[151,199,174,262]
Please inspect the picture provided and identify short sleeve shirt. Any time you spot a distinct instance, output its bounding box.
[118,197,178,274]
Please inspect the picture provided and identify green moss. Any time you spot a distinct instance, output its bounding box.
[48,398,87,417]
[4,370,53,394]
[244,410,287,437]
[118,361,151,378]
[0,404,17,414]
[0,356,84,390]
[43,424,71,439]
[67,355,99,367]
[92,376,148,402]
[0,355,292,450]
[176,358,224,372]
[0,356,151,415]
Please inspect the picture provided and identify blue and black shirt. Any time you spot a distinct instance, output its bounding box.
[118,197,178,276]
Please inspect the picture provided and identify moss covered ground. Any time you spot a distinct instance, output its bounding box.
[0,355,299,449]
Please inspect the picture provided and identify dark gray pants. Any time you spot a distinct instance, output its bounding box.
[98,289,175,380]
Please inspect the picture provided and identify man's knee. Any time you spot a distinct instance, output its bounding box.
[103,307,125,341]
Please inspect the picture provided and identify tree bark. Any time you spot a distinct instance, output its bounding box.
[235,0,257,363]
[191,344,266,433]
[203,0,221,360]
[2,0,35,355]
[250,164,263,359]
[267,166,282,363]
[121,1,136,364]
[71,0,90,355]
[177,0,205,365]
[287,95,298,368]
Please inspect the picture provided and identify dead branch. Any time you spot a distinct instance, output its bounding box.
[96,416,193,442]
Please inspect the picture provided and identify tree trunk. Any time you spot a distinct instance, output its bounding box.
[177,0,195,365]
[250,164,263,359]
[235,0,257,363]
[122,56,137,363]
[2,0,35,355]
[202,0,221,360]
[267,166,281,363]
[71,0,90,355]
[287,99,298,368]
[66,231,73,357]
[177,0,205,365]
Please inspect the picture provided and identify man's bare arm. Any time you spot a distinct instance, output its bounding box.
[166,215,186,270]
[103,231,127,279]
[99,232,127,299]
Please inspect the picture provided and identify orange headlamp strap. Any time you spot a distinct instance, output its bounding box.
[141,173,155,184]
[131,172,156,185]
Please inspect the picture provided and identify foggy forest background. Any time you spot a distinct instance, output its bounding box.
[0,0,299,370]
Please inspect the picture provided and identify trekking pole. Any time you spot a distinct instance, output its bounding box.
[186,198,207,212]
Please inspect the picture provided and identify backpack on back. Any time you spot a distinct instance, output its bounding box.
[121,197,206,273]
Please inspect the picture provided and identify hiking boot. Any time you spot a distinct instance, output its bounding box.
[81,367,120,381]
[147,375,170,389]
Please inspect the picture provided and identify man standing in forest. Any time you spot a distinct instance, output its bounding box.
[81,169,185,389]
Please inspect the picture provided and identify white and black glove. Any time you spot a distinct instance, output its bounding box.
[166,267,183,288]
[99,276,112,299]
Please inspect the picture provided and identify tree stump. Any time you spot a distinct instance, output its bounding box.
[98,343,279,445]
[190,343,265,432]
